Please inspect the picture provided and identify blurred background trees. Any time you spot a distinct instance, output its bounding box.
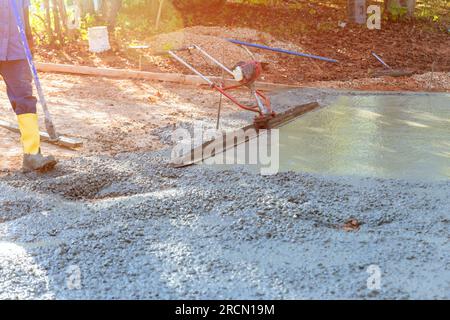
[29,0,449,47]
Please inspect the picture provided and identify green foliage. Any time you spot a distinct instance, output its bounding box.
[388,2,409,21]
[162,42,174,51]
[29,0,47,44]
[28,0,450,47]
[416,0,450,24]
[115,1,184,39]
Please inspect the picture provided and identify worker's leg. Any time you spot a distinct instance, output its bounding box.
[0,60,39,154]
[0,60,56,172]
[1,59,38,116]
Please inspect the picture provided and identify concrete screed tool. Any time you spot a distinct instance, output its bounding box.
[168,45,320,167]
[168,45,276,129]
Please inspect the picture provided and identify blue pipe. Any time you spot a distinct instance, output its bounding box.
[227,38,338,63]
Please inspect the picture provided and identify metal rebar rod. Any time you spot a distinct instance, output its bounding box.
[193,45,234,77]
[168,50,213,85]
[241,45,256,60]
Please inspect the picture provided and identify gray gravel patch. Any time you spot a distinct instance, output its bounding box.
[1,148,449,299]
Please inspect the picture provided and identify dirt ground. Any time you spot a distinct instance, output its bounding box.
[35,3,450,86]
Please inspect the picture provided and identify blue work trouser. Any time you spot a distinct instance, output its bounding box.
[0,59,37,115]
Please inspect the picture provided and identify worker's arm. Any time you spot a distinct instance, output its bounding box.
[23,8,34,52]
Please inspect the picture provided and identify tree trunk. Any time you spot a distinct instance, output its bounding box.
[386,0,416,17]
[101,0,122,30]
[43,0,55,45]
[57,0,68,35]
[155,0,165,30]
[405,0,416,16]
[51,0,64,45]
[79,0,95,16]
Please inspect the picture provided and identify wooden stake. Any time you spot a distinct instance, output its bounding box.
[155,0,165,30]
[35,62,301,91]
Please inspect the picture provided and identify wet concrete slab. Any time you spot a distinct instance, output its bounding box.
[204,92,449,181]
[278,93,450,181]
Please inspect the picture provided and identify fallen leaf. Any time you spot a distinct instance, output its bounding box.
[343,218,361,231]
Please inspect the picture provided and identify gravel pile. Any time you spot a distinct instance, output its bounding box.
[149,31,253,69]
[148,26,305,72]
[182,26,304,53]
[413,72,450,91]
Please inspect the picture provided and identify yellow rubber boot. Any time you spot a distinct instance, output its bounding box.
[17,113,57,172]
[17,113,40,155]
